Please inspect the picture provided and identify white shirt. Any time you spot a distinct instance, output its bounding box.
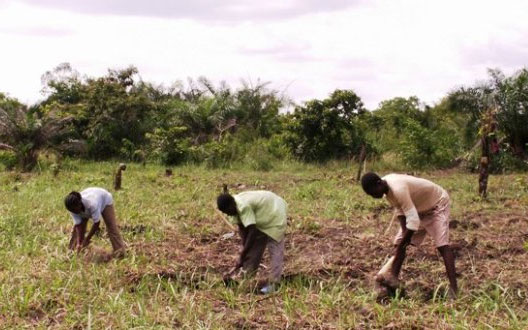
[70,187,113,225]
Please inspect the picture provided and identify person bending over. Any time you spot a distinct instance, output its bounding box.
[361,172,458,299]
[217,188,287,294]
[64,187,126,257]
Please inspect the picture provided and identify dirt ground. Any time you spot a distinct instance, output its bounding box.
[117,207,527,328]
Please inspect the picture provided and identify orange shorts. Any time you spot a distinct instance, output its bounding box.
[394,193,450,248]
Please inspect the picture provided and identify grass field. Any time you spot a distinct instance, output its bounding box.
[0,160,527,329]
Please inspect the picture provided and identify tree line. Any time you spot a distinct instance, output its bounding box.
[0,63,527,172]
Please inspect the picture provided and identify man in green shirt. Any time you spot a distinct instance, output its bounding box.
[217,188,287,294]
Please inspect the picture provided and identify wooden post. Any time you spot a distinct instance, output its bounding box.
[114,163,127,190]
[356,144,367,181]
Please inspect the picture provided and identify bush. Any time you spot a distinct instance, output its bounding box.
[0,151,17,170]
[266,134,291,160]
[398,119,461,169]
[191,139,243,169]
[285,90,366,162]
[245,140,275,171]
[186,136,281,170]
[200,141,232,168]
[119,138,139,161]
[146,127,190,166]
[466,148,528,173]
[491,149,528,173]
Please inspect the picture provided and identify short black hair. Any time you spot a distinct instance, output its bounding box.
[64,191,82,212]
[217,193,236,213]
[361,172,382,193]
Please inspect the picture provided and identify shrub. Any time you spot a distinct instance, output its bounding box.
[0,151,17,170]
[245,140,275,171]
[146,127,190,166]
[398,119,461,169]
[266,134,291,160]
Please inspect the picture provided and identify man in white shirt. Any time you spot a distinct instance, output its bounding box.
[361,172,458,299]
[64,187,126,256]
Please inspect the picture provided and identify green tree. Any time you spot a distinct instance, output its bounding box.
[234,80,283,138]
[0,94,83,171]
[285,89,366,162]
[493,69,528,157]
[371,96,426,151]
[146,126,189,165]
[448,68,528,158]
[42,65,158,159]
[398,118,461,168]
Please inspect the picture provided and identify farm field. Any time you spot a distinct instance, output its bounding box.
[0,161,527,329]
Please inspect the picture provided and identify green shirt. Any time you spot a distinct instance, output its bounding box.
[229,191,288,242]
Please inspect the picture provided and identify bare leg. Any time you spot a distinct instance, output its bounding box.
[438,245,458,298]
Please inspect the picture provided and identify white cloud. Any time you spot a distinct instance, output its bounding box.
[14,0,362,21]
[0,0,527,108]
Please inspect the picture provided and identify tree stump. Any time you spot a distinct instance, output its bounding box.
[114,163,127,190]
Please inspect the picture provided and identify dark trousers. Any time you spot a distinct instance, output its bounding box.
[241,230,285,283]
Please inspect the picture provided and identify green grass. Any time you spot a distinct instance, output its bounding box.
[0,160,527,328]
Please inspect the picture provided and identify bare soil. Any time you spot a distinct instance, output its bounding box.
[123,209,528,307]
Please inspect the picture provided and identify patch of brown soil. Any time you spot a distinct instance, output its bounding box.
[123,209,527,307]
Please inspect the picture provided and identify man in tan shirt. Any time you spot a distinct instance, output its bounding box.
[361,172,458,299]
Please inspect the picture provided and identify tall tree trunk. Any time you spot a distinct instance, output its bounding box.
[478,135,490,197]
[478,108,497,198]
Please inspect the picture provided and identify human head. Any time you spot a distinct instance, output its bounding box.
[64,191,84,214]
[361,172,388,199]
[217,193,238,216]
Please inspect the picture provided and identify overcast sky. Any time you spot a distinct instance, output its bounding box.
[0,0,527,109]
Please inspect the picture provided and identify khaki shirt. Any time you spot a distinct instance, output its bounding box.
[382,174,446,231]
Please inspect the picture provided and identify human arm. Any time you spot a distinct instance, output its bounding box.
[224,224,259,281]
[223,202,258,280]
[237,223,248,245]
[82,221,100,247]
[390,215,414,278]
[376,215,414,288]
[233,204,257,268]
[225,223,250,277]
[74,220,88,252]
[385,187,421,276]
[237,224,258,269]
[82,207,103,247]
